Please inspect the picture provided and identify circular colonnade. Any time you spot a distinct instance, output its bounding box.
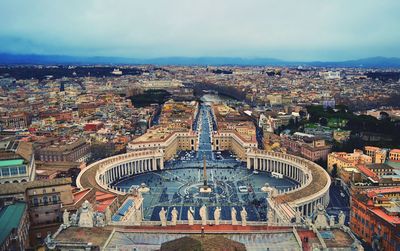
[77,149,330,218]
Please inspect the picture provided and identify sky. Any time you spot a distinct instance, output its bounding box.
[0,0,399,61]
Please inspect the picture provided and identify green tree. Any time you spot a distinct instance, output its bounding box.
[315,158,327,170]
[331,164,338,178]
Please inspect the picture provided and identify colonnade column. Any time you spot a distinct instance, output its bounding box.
[160,157,164,170]
[134,160,137,174]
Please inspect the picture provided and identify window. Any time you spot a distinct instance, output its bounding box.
[52,195,58,204]
[1,168,10,176]
[10,168,18,175]
[32,197,39,207]
[18,166,26,174]
[43,196,48,205]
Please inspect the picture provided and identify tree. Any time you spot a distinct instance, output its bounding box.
[319,117,328,126]
[299,110,307,119]
[331,164,338,178]
[379,111,390,121]
[315,158,327,170]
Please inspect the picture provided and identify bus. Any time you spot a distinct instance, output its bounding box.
[271,172,283,179]
[238,186,248,193]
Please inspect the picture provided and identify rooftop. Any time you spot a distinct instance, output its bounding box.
[321,229,357,249]
[276,160,329,204]
[40,138,86,153]
[0,202,26,245]
[390,149,400,154]
[0,159,24,167]
[0,177,71,196]
[54,227,112,247]
[370,208,400,225]
[357,165,379,182]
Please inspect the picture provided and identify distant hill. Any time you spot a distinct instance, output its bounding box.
[306,57,400,68]
[1,53,400,68]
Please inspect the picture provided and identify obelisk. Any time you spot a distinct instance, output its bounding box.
[200,154,211,193]
[203,154,207,186]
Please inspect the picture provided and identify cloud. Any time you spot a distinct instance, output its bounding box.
[0,0,399,60]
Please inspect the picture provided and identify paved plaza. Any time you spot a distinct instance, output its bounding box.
[113,104,297,222]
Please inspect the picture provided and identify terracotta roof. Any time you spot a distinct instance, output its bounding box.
[16,141,33,162]
[95,191,117,213]
[369,208,400,225]
[366,186,400,198]
[390,149,400,153]
[357,165,379,182]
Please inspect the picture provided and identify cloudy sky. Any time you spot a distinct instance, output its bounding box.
[0,0,399,61]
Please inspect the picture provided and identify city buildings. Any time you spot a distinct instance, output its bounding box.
[300,138,331,162]
[0,64,399,250]
[127,101,198,159]
[350,186,400,251]
[0,140,35,184]
[0,201,29,251]
[365,146,388,164]
[389,149,400,162]
[327,150,372,174]
[212,104,258,159]
[0,178,74,246]
[36,138,90,163]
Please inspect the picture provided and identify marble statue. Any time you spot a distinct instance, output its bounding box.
[63,209,70,227]
[214,207,221,225]
[305,216,313,228]
[128,210,136,224]
[329,215,335,227]
[134,208,142,225]
[95,213,105,227]
[78,200,94,228]
[171,207,178,226]
[231,207,238,225]
[313,204,329,229]
[105,207,112,224]
[295,210,301,224]
[188,207,194,226]
[338,210,346,226]
[240,207,247,226]
[45,234,56,250]
[159,207,167,227]
[70,213,78,226]
[267,209,274,225]
[200,205,207,226]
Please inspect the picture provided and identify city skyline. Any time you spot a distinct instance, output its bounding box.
[1,1,400,250]
[0,0,400,61]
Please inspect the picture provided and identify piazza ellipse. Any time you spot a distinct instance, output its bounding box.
[76,101,331,226]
